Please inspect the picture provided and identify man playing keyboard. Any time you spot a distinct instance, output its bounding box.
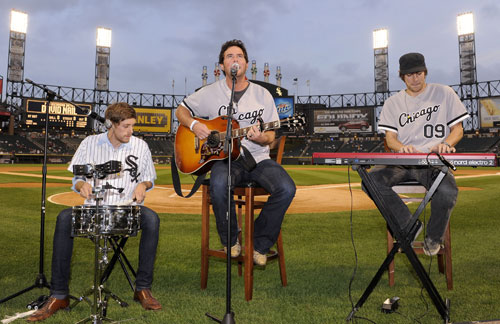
[373,52,469,255]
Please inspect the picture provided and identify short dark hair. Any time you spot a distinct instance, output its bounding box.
[218,39,249,64]
[399,69,428,81]
[105,102,137,124]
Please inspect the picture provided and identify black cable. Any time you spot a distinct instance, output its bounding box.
[347,166,358,312]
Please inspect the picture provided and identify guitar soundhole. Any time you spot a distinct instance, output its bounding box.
[206,131,220,148]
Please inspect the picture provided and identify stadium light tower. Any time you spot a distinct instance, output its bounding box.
[457,12,477,84]
[7,10,28,84]
[95,27,111,91]
[94,27,111,128]
[457,12,478,130]
[373,28,389,93]
[6,9,28,132]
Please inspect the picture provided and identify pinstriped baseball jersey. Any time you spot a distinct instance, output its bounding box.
[378,83,469,152]
[182,79,279,164]
[68,133,156,206]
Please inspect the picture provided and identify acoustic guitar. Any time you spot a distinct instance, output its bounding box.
[174,114,305,175]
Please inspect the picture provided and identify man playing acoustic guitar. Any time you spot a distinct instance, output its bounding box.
[175,39,296,266]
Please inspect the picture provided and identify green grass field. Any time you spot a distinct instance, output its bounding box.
[0,164,499,323]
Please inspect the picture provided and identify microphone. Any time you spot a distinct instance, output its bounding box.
[230,63,240,77]
[436,153,456,171]
[85,110,109,127]
[25,78,57,97]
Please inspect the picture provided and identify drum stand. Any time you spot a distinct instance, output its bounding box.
[72,177,129,324]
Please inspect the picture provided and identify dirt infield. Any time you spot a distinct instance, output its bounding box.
[47,184,377,214]
[1,166,498,214]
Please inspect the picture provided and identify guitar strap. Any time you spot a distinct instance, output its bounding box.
[238,145,257,172]
[171,152,206,198]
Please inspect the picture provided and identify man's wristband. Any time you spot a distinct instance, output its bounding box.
[441,141,452,148]
[189,120,199,131]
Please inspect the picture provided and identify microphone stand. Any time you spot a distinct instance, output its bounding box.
[0,78,107,306]
[0,80,53,306]
[206,72,238,324]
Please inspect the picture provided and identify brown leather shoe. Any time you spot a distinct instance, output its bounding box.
[134,289,162,310]
[26,296,69,322]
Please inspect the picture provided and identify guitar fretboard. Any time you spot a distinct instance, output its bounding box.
[218,120,281,140]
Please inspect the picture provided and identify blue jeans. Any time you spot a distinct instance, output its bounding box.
[210,158,296,254]
[50,206,159,297]
[364,166,458,244]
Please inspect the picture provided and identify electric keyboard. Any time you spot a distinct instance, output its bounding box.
[312,152,497,167]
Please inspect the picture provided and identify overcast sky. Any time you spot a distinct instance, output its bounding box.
[1,0,499,99]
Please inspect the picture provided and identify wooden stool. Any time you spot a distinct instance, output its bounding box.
[200,179,287,301]
[387,182,453,290]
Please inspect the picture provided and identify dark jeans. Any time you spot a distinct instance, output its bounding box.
[50,205,159,297]
[210,158,296,254]
[364,165,458,244]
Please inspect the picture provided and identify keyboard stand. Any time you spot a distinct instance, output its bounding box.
[346,164,450,324]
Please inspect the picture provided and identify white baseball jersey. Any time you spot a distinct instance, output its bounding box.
[182,79,279,163]
[69,133,156,205]
[378,83,469,152]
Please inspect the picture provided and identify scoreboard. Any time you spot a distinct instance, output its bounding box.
[24,99,92,130]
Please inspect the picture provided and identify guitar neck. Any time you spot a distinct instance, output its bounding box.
[222,120,281,139]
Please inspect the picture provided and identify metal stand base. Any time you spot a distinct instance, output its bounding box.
[72,285,128,324]
[346,165,451,323]
[0,273,50,305]
[206,311,236,324]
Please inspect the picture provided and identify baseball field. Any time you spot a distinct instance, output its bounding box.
[1,164,499,323]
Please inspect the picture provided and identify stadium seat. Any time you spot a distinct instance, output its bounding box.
[200,136,288,301]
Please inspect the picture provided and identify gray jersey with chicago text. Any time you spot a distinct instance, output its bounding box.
[182,79,279,163]
[378,83,469,152]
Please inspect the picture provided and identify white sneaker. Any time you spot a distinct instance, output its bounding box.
[253,250,267,266]
[223,240,241,258]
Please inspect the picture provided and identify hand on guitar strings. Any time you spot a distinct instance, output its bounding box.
[246,124,264,143]
[192,121,211,140]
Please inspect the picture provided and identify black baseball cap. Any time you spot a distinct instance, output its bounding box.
[399,52,426,74]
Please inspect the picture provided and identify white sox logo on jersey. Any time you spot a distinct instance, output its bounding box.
[217,105,264,124]
[123,155,140,183]
[399,105,440,127]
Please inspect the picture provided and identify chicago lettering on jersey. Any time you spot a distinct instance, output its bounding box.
[218,105,265,124]
[399,105,440,127]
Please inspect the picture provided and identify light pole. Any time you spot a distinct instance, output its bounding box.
[457,12,478,130]
[94,27,111,128]
[373,28,389,93]
[457,12,476,85]
[6,9,28,133]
